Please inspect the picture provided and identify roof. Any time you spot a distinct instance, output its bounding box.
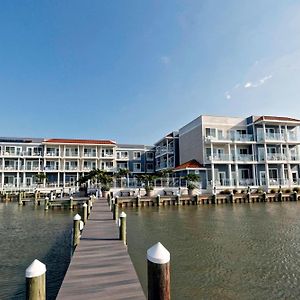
[174,159,205,171]
[44,138,116,145]
[255,116,300,123]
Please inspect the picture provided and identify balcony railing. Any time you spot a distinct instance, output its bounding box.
[116,154,129,159]
[235,154,254,162]
[65,166,78,171]
[83,153,97,157]
[65,152,79,157]
[205,133,254,142]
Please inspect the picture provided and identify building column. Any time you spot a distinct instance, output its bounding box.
[252,164,256,186]
[287,163,292,187]
[1,172,4,190]
[63,172,66,188]
[281,164,285,186]
[228,164,232,186]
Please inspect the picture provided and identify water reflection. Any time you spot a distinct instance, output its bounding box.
[0,203,74,300]
[126,202,300,299]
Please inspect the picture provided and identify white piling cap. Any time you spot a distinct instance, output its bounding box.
[45,197,49,200]
[73,214,81,221]
[83,203,87,207]
[120,212,126,218]
[25,259,46,278]
[70,196,73,200]
[147,242,170,264]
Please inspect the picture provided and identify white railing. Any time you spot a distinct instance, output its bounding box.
[235,154,254,162]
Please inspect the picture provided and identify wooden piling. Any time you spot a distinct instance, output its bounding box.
[25,259,46,300]
[73,214,81,249]
[136,195,141,207]
[69,196,73,210]
[87,199,92,216]
[293,191,298,201]
[113,199,119,221]
[147,242,170,300]
[176,194,180,205]
[18,192,23,206]
[278,191,282,202]
[156,194,161,206]
[82,203,88,224]
[119,211,127,245]
[44,197,49,211]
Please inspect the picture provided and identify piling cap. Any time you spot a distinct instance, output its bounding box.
[120,212,126,218]
[79,220,84,230]
[147,242,170,264]
[25,259,46,278]
[73,214,81,221]
[82,203,87,207]
[45,197,49,200]
[70,196,73,200]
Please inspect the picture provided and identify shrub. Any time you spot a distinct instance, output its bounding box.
[270,189,277,194]
[220,189,231,195]
[241,189,247,194]
[256,187,264,194]
[232,189,238,194]
[284,188,292,194]
[293,187,300,193]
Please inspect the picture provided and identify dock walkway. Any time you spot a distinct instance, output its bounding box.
[57,197,145,300]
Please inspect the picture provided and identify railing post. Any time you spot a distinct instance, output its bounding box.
[147,242,170,300]
[69,196,73,210]
[25,259,46,300]
[82,203,88,224]
[119,212,127,245]
[73,214,81,249]
[34,190,38,206]
[44,197,49,211]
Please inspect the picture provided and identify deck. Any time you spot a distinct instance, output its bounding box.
[56,197,145,300]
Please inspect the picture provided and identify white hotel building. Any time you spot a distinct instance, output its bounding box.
[178,115,300,191]
[1,114,300,192]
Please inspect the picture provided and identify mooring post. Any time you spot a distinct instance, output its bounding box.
[136,195,141,207]
[34,190,38,205]
[176,193,180,205]
[119,211,127,245]
[44,197,49,211]
[87,199,92,216]
[293,191,298,201]
[156,194,161,206]
[18,192,23,205]
[25,259,46,300]
[147,242,170,300]
[247,192,251,203]
[113,198,119,221]
[73,214,81,249]
[82,203,88,224]
[278,191,283,202]
[69,196,73,210]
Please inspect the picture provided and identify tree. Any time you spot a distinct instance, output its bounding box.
[184,173,200,190]
[34,173,47,185]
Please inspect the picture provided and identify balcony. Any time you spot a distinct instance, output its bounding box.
[65,166,78,171]
[205,133,254,143]
[65,152,79,157]
[156,146,174,156]
[266,154,287,161]
[44,166,59,171]
[83,153,97,158]
[116,154,129,160]
[101,153,114,158]
[46,152,59,157]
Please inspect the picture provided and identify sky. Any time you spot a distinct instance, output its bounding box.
[1,0,300,144]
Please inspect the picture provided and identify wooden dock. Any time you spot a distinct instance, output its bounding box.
[56,197,145,300]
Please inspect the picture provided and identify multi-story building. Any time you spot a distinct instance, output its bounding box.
[154,131,179,171]
[177,115,300,191]
[2,114,300,192]
[116,144,155,174]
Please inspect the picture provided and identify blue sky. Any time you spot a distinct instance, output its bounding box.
[1,0,300,144]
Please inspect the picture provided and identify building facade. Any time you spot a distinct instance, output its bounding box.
[1,114,300,192]
[177,115,300,191]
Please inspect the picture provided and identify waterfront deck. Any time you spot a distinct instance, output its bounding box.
[57,198,145,300]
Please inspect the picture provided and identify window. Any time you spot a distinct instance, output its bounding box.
[240,169,249,179]
[117,151,128,159]
[147,163,154,170]
[133,163,141,171]
[205,128,216,138]
[133,151,141,160]
[146,152,154,160]
[239,148,248,155]
[269,169,278,180]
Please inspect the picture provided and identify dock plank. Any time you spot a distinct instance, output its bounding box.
[57,198,145,300]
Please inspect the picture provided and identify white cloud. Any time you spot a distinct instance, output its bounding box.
[160,56,171,65]
[244,82,253,88]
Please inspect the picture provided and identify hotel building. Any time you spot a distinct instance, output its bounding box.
[176,115,300,191]
[1,114,300,192]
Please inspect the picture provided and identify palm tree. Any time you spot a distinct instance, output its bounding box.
[34,173,47,187]
[184,173,200,193]
[114,168,130,188]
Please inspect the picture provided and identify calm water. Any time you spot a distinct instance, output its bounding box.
[126,202,300,300]
[0,202,74,300]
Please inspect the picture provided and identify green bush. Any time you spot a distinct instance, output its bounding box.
[270,189,277,194]
[220,189,231,195]
[293,187,300,192]
[232,189,238,194]
[284,188,292,194]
